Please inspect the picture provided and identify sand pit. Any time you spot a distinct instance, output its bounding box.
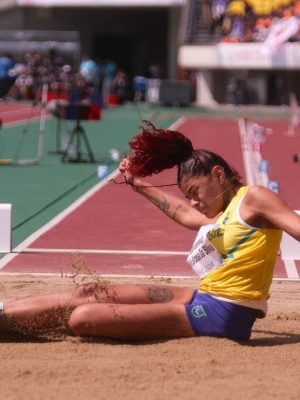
[0,274,299,400]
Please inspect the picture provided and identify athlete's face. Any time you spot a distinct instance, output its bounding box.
[180,167,225,218]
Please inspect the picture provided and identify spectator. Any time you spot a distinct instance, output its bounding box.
[111,70,130,104]
[79,54,99,88]
[227,78,251,105]
[148,63,161,79]
[132,75,148,102]
[0,53,15,99]
[222,0,246,42]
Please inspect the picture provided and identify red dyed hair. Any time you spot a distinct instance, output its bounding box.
[128,120,193,176]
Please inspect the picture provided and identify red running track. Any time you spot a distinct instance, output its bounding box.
[0,117,299,279]
[0,102,46,126]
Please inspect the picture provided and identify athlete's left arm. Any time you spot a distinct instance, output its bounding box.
[244,185,300,241]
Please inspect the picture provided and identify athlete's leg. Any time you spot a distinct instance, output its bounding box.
[69,302,195,340]
[1,283,194,334]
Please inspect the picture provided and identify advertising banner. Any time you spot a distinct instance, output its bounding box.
[217,43,273,68]
[180,42,300,69]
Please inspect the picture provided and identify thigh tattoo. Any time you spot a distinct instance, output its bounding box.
[145,285,174,303]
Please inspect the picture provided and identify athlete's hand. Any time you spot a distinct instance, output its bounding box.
[119,157,135,185]
[119,158,146,191]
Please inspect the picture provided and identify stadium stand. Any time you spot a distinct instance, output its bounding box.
[181,0,300,44]
[178,0,300,106]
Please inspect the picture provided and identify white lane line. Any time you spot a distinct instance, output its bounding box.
[238,118,256,185]
[282,259,300,279]
[168,116,186,130]
[238,118,269,187]
[21,248,189,256]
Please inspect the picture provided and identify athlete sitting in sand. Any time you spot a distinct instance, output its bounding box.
[1,121,300,341]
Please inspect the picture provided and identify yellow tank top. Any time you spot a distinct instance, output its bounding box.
[199,186,282,308]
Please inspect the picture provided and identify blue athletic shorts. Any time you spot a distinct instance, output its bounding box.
[185,291,257,341]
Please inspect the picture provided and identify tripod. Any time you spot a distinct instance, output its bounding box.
[61,119,95,163]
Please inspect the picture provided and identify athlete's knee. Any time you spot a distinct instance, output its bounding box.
[68,304,92,336]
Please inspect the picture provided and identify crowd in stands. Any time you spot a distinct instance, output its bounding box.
[196,0,300,46]
[0,51,156,106]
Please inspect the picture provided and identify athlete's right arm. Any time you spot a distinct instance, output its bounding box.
[119,159,210,230]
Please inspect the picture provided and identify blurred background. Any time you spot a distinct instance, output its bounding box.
[1,0,300,108]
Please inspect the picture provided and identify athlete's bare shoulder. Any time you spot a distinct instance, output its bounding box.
[241,185,286,228]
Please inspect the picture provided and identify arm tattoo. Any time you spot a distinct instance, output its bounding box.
[137,188,170,212]
[145,286,174,303]
[158,198,170,212]
[172,204,182,221]
[136,187,183,220]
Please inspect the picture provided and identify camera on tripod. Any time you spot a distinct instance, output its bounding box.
[48,85,102,163]
[57,102,99,163]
